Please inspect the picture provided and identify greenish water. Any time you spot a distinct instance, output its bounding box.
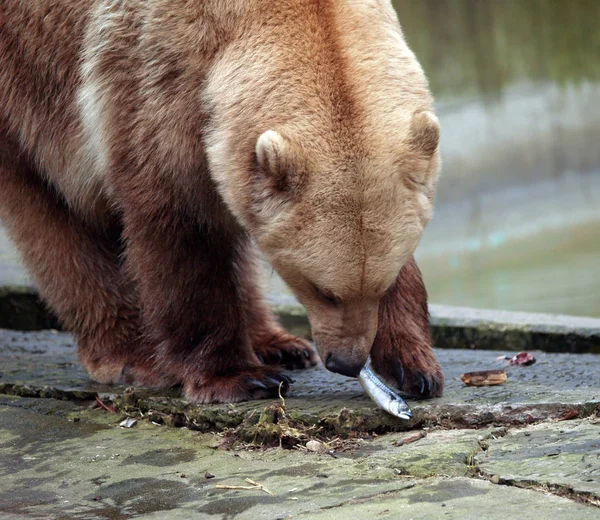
[394,0,600,317]
[395,0,600,99]
[417,219,600,317]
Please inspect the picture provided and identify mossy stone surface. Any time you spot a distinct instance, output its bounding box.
[476,419,600,500]
[2,402,598,519]
[1,328,599,436]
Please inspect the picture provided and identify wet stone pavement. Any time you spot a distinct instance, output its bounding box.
[0,328,599,519]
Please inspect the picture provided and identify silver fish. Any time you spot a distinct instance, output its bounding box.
[358,358,412,420]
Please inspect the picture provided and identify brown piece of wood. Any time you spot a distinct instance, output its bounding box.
[393,431,426,447]
[461,370,507,387]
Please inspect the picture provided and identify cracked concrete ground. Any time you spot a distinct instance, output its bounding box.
[1,328,599,518]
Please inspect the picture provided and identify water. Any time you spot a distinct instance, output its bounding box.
[393,0,600,317]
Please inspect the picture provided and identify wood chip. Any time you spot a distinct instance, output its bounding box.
[393,431,426,446]
[461,370,507,386]
[509,352,536,366]
[557,410,579,421]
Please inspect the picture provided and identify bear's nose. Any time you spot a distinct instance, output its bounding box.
[325,353,363,378]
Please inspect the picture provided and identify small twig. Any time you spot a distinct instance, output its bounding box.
[324,437,340,448]
[95,396,116,414]
[245,478,274,495]
[278,382,286,408]
[216,478,273,495]
[215,485,258,491]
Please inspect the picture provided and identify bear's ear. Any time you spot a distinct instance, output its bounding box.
[407,111,440,158]
[255,130,290,191]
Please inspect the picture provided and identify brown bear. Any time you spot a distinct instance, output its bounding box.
[0,0,443,403]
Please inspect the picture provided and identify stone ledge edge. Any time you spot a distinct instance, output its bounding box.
[1,382,598,435]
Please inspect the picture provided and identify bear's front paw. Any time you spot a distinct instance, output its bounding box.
[120,362,179,389]
[81,342,178,389]
[254,331,318,370]
[395,358,444,399]
[183,367,293,404]
[372,349,444,399]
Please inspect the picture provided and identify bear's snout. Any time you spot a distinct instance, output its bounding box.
[324,351,364,378]
[308,301,379,379]
[314,330,373,379]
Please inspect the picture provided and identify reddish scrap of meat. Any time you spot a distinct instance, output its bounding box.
[509,352,536,366]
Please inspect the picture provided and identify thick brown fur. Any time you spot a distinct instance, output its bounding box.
[0,0,443,403]
[371,257,442,398]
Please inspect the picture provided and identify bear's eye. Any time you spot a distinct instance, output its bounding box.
[312,284,339,306]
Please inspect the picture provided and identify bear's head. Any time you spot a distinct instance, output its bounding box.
[246,112,440,377]
[203,0,440,377]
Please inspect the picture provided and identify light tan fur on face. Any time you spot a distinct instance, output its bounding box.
[204,0,440,366]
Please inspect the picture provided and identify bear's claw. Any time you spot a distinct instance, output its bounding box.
[183,367,293,404]
[391,358,405,388]
[398,367,442,399]
[254,332,318,370]
[390,357,440,398]
[374,355,443,400]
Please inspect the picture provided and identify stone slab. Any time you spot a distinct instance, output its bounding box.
[301,477,600,520]
[0,404,449,519]
[1,329,599,434]
[0,286,58,332]
[1,403,598,519]
[476,419,600,501]
[428,304,600,354]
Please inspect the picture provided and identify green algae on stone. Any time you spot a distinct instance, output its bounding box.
[0,383,96,402]
[110,389,418,444]
[221,402,312,449]
[0,405,415,519]
[301,477,600,520]
[475,419,600,504]
[353,428,504,479]
[218,403,416,451]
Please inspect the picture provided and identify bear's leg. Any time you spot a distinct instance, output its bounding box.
[370,256,444,398]
[237,241,318,370]
[0,143,166,387]
[116,192,293,403]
